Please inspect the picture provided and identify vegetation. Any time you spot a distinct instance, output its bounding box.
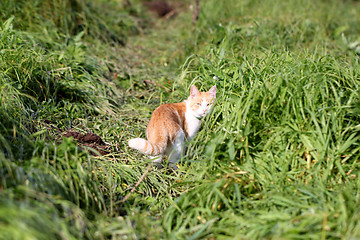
[1,0,360,239]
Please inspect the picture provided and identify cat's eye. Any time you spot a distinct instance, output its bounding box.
[196,103,201,106]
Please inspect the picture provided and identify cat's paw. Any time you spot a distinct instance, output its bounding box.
[168,163,178,170]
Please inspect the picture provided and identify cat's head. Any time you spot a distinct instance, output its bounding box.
[187,85,216,119]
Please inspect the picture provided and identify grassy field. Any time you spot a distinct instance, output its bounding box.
[1,0,360,239]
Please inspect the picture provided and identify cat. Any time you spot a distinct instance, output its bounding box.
[128,85,216,169]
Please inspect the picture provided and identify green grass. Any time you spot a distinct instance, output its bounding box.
[1,0,360,239]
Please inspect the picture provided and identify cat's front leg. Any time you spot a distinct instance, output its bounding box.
[167,130,185,169]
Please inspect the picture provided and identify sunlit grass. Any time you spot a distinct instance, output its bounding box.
[1,0,360,239]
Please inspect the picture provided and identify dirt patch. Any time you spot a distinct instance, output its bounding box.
[144,1,175,18]
[63,131,111,156]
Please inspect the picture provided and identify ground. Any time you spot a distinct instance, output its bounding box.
[1,0,360,239]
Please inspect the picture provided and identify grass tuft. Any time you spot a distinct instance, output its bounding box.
[1,0,360,239]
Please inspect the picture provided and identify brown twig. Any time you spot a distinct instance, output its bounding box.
[124,0,132,8]
[48,67,74,79]
[143,79,170,93]
[192,0,200,27]
[121,165,151,204]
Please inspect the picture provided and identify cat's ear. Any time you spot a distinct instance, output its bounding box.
[208,85,217,98]
[190,85,200,98]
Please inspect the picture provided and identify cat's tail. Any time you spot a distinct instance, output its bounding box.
[128,138,166,156]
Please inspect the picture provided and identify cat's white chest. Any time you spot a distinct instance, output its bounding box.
[185,108,201,141]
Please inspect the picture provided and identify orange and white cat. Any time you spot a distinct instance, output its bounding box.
[128,85,216,168]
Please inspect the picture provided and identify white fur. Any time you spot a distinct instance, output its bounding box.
[166,130,185,169]
[185,100,202,141]
[128,138,151,154]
